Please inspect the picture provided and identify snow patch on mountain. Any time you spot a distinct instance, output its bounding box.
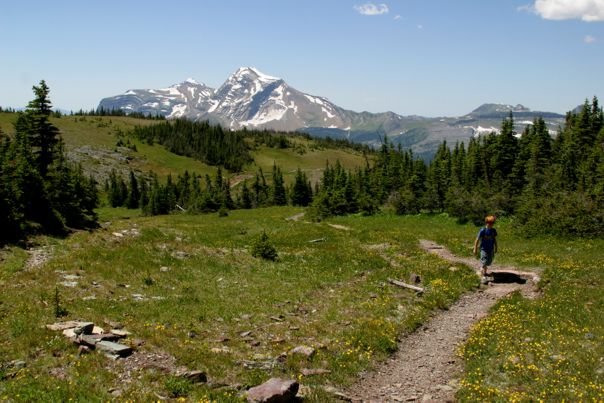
[169,104,188,118]
[467,125,501,137]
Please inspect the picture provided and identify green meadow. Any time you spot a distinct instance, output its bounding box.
[1,210,602,401]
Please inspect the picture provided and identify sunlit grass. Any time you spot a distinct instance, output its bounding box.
[0,209,478,400]
[451,220,604,401]
[3,211,601,400]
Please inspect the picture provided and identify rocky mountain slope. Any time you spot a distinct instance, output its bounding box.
[99,67,565,158]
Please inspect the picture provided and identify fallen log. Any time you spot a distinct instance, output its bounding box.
[388,278,424,293]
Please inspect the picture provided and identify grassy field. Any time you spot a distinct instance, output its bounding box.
[451,228,604,401]
[1,211,603,401]
[1,210,482,401]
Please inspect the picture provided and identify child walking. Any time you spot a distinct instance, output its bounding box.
[473,215,498,277]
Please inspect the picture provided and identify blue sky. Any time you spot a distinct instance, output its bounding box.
[1,0,603,116]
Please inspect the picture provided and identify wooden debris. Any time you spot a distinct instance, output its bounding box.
[301,368,331,376]
[388,278,425,293]
[308,237,327,243]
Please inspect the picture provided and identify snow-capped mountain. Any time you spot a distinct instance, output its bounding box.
[98,67,566,158]
[99,67,351,131]
[99,78,215,120]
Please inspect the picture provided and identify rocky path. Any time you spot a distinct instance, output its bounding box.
[346,240,540,402]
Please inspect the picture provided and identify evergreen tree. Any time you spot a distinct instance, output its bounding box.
[125,170,140,209]
[291,168,312,206]
[23,80,61,177]
[271,163,287,206]
[240,180,252,209]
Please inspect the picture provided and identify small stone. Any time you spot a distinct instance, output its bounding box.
[245,378,299,403]
[72,322,94,335]
[109,388,122,397]
[63,328,77,339]
[409,273,422,284]
[11,360,26,369]
[289,345,315,358]
[240,331,253,337]
[78,345,91,356]
[60,281,78,288]
[111,329,131,337]
[179,370,207,384]
[112,232,124,238]
[104,320,123,329]
[160,266,170,272]
[130,338,145,348]
[92,326,105,335]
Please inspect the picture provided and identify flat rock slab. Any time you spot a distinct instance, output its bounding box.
[246,378,299,402]
[46,321,94,334]
[96,341,133,358]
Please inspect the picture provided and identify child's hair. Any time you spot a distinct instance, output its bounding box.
[485,215,496,223]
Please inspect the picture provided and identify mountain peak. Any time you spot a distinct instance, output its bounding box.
[231,67,280,83]
[184,77,202,85]
[470,103,531,116]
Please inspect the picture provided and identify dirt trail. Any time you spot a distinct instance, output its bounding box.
[346,240,540,402]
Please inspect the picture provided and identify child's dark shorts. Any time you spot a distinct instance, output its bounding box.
[480,250,494,266]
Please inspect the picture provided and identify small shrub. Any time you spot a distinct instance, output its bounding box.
[251,231,278,261]
[164,376,191,398]
[53,287,68,318]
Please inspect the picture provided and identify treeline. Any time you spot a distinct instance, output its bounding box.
[106,165,313,215]
[310,97,604,237]
[130,120,253,171]
[73,107,165,120]
[0,81,98,244]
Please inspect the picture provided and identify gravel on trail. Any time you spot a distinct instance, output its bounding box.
[346,240,539,402]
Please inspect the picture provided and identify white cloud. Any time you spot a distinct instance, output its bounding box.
[533,0,604,22]
[354,3,389,16]
[394,14,401,20]
[585,34,597,43]
[417,24,424,29]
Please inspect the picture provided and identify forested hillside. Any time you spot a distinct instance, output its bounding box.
[309,98,604,236]
[2,82,602,243]
[124,97,603,238]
